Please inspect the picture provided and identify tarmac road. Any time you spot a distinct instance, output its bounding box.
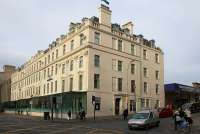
[0,113,199,134]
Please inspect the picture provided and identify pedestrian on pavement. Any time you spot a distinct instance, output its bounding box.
[75,112,79,119]
[79,111,83,120]
[184,108,193,125]
[79,109,86,120]
[26,108,29,116]
[20,109,23,115]
[123,109,128,120]
[67,110,72,120]
[82,110,86,120]
[179,107,185,119]
[174,108,181,130]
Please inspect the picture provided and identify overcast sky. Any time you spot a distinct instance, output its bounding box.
[0,0,199,85]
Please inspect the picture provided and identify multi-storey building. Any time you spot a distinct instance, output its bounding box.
[0,65,16,104]
[10,4,164,118]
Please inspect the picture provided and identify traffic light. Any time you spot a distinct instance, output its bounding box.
[92,96,96,104]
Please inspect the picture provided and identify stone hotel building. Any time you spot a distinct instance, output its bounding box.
[10,5,164,118]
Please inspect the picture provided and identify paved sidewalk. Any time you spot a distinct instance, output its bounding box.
[2,113,123,123]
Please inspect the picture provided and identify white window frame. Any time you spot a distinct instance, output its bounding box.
[156,70,159,80]
[131,44,136,55]
[112,77,117,90]
[112,38,117,49]
[156,84,159,94]
[143,49,148,60]
[144,67,148,77]
[94,32,100,45]
[118,60,123,72]
[112,59,117,71]
[79,56,83,68]
[155,53,160,63]
[117,77,123,91]
[117,40,123,52]
[144,82,148,93]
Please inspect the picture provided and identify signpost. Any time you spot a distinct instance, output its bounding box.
[92,96,101,120]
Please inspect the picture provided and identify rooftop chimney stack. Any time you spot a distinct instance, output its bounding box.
[122,22,134,34]
[3,65,16,72]
[99,4,112,28]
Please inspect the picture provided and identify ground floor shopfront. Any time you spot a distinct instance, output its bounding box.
[3,91,161,118]
[3,92,87,119]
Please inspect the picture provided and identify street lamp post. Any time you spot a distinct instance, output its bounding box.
[30,95,33,116]
[61,93,63,119]
[47,76,54,120]
[61,81,64,120]
[51,96,53,120]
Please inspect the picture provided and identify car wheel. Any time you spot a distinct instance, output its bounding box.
[145,124,150,130]
[156,121,160,127]
[128,126,133,130]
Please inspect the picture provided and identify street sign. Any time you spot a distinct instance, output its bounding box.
[95,103,100,110]
[96,97,101,111]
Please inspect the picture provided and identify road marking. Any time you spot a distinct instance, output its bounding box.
[3,128,34,134]
[47,124,58,127]
[85,128,98,134]
[3,124,18,127]
[85,128,124,134]
[2,125,46,134]
[47,125,84,134]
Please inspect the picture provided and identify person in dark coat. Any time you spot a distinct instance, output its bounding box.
[67,110,71,120]
[179,108,185,118]
[123,109,128,120]
[82,110,86,120]
[79,111,83,120]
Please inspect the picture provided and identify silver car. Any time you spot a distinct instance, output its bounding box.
[128,110,160,130]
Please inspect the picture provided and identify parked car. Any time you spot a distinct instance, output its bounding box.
[159,108,173,118]
[182,102,200,113]
[128,110,160,130]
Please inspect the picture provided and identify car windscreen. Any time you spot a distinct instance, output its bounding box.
[132,113,149,119]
